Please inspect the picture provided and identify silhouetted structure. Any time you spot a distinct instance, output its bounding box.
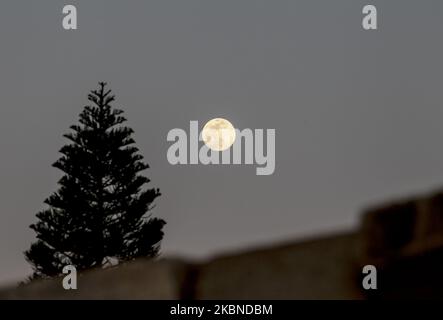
[25,82,165,278]
[4,188,443,299]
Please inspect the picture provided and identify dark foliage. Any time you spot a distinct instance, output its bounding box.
[25,82,165,278]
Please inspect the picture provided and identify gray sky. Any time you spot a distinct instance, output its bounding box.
[2,0,443,284]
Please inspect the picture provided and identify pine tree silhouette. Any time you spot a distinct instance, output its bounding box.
[25,82,165,278]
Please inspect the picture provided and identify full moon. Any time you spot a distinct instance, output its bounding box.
[202,118,236,151]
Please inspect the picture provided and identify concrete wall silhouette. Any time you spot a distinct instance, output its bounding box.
[2,189,443,299]
[0,233,363,300]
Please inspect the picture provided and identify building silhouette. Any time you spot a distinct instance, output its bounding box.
[2,189,443,299]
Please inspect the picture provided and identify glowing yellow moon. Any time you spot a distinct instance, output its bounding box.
[202,118,236,151]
